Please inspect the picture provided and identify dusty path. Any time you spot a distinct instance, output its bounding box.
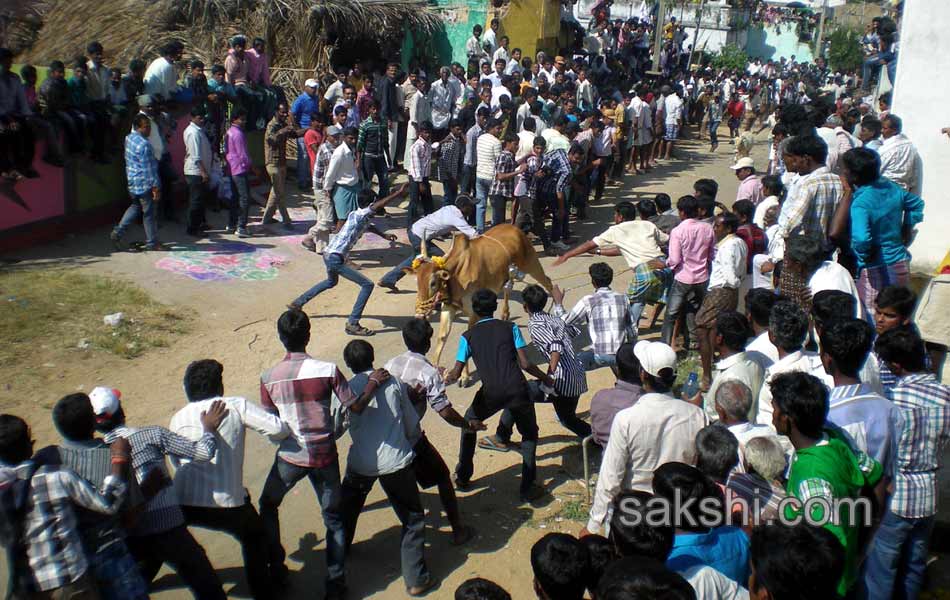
[3,132,773,598]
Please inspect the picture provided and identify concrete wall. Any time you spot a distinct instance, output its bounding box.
[744,24,814,62]
[498,0,562,60]
[892,0,950,274]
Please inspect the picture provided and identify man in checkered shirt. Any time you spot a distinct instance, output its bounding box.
[865,329,950,600]
[0,414,130,599]
[488,133,522,228]
[111,114,162,251]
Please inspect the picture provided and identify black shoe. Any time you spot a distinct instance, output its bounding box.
[109,231,124,251]
[519,484,546,504]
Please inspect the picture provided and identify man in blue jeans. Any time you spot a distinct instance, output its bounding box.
[289,184,407,336]
[259,309,396,598]
[111,113,163,252]
[291,78,320,189]
[862,329,950,600]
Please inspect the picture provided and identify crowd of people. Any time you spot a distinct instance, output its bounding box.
[2,5,949,600]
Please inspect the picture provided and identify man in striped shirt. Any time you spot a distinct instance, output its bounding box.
[864,329,950,600]
[407,120,435,227]
[302,125,342,253]
[92,386,228,599]
[488,133,522,228]
[171,359,289,600]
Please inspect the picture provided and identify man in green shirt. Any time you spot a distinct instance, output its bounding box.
[770,371,886,597]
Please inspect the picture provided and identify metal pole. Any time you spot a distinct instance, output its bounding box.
[815,0,828,59]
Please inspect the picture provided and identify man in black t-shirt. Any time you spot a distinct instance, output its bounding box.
[445,289,552,503]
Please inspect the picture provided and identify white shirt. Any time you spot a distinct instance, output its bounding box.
[411,205,478,242]
[745,331,778,370]
[756,350,828,427]
[482,29,498,55]
[664,94,684,125]
[183,121,212,177]
[490,86,511,111]
[592,220,668,268]
[323,142,359,191]
[143,56,179,99]
[809,261,865,319]
[708,235,747,289]
[705,352,765,423]
[752,195,780,229]
[516,130,536,160]
[879,133,921,194]
[428,79,457,130]
[475,132,502,181]
[492,47,510,65]
[587,393,707,533]
[681,565,751,600]
[324,80,344,104]
[169,396,288,508]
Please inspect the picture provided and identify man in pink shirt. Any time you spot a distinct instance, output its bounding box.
[661,195,715,351]
[224,109,256,238]
[732,156,764,205]
[247,37,280,126]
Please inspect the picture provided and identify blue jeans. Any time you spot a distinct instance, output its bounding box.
[292,253,374,324]
[259,455,346,593]
[577,351,617,371]
[862,510,934,600]
[90,538,148,600]
[295,137,311,189]
[474,177,492,233]
[360,154,389,197]
[114,192,158,247]
[379,229,444,287]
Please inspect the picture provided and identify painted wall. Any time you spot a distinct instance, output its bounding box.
[430,0,490,67]
[892,0,950,274]
[744,24,814,62]
[498,0,562,61]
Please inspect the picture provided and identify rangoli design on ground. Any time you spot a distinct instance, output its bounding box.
[154,241,290,281]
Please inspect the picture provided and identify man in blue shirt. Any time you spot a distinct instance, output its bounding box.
[111,114,162,251]
[291,79,320,189]
[837,147,924,317]
[444,289,552,503]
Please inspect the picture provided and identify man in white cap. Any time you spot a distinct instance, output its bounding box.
[582,340,707,536]
[90,386,230,600]
[731,156,763,205]
[291,78,321,189]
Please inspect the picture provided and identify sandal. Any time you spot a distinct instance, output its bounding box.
[477,435,511,453]
[345,323,375,337]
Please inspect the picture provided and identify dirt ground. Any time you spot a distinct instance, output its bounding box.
[4,129,947,599]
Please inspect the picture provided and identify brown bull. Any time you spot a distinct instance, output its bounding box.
[404,224,553,380]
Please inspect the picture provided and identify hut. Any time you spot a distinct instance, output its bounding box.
[8,0,443,90]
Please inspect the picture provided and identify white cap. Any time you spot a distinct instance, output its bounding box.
[633,341,677,378]
[305,78,319,89]
[730,156,755,171]
[326,125,342,136]
[89,386,121,417]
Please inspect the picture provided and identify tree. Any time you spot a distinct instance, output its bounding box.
[827,27,864,72]
[710,44,749,71]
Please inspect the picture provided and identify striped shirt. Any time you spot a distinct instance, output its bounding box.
[489,149,516,197]
[169,397,288,508]
[357,116,389,157]
[887,373,950,518]
[527,312,587,398]
[385,351,453,422]
[260,352,357,468]
[774,165,841,248]
[436,132,462,182]
[463,123,482,167]
[312,140,337,191]
[475,132,502,180]
[408,137,432,182]
[537,148,573,195]
[0,462,126,592]
[102,425,216,536]
[554,287,633,356]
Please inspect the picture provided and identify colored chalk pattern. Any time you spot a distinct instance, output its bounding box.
[154,241,289,282]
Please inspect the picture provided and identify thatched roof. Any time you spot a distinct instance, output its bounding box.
[11,0,442,84]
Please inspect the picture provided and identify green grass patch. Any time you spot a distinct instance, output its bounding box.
[0,268,191,365]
